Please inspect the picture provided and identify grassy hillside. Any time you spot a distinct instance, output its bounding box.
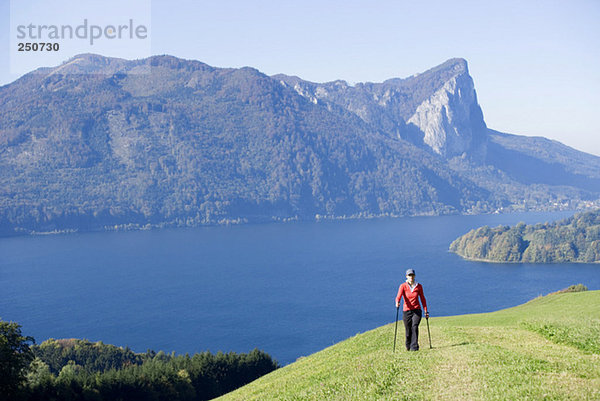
[216,290,600,400]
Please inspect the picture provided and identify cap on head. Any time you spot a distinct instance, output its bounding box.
[405,268,415,276]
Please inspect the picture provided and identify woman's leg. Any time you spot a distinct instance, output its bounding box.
[410,310,422,350]
[403,310,413,351]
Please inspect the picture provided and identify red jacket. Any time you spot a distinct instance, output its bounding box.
[395,282,427,312]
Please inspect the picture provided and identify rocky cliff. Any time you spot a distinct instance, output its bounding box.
[275,58,487,160]
[406,61,487,159]
[0,54,598,235]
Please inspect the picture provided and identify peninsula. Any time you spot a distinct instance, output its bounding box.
[450,209,600,263]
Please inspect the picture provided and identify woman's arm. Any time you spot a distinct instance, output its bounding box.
[395,284,404,308]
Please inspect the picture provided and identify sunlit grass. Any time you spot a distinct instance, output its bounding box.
[216,290,600,400]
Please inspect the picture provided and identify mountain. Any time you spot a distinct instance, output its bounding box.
[274,58,488,160]
[0,54,598,235]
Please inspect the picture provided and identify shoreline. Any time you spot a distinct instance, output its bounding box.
[450,250,600,265]
[2,207,591,240]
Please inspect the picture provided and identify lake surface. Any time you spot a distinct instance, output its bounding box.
[1,211,598,365]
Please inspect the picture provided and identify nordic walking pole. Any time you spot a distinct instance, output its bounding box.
[426,315,432,349]
[393,306,399,352]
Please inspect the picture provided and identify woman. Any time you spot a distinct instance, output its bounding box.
[395,269,428,351]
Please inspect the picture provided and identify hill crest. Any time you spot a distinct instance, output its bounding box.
[215,289,600,400]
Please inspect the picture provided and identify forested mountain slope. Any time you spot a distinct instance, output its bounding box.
[1,54,598,235]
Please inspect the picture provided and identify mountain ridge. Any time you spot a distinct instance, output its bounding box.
[0,54,598,236]
[273,57,484,159]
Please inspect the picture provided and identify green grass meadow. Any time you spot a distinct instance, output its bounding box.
[216,290,600,400]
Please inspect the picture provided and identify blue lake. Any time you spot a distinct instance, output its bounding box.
[1,211,598,365]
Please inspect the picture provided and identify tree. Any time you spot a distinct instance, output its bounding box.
[0,320,35,400]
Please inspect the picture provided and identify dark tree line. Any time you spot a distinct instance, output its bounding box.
[0,321,278,401]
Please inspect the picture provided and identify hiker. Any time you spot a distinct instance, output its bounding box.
[395,269,428,351]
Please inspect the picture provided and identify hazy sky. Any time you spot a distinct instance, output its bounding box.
[1,0,599,156]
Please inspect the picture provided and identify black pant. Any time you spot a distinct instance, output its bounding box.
[403,309,422,351]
